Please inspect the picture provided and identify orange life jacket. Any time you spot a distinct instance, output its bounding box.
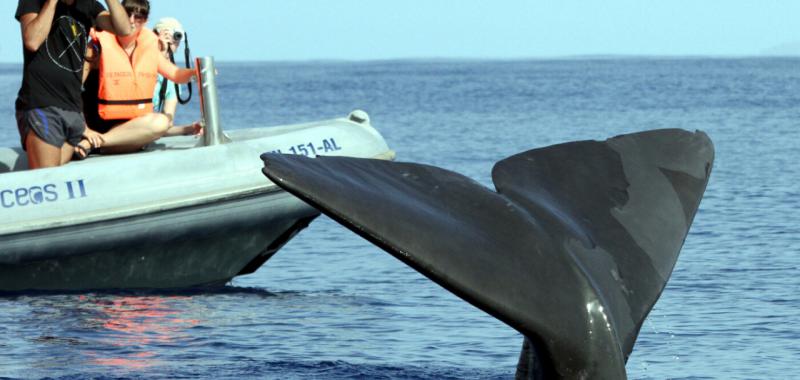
[95,28,160,120]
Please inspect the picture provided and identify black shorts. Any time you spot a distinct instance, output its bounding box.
[15,106,85,151]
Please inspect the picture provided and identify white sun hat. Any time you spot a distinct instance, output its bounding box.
[153,17,184,35]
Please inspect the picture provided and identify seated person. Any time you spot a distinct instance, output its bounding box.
[78,0,200,158]
[153,17,186,117]
[152,17,202,134]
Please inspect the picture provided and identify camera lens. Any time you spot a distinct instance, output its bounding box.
[173,31,183,42]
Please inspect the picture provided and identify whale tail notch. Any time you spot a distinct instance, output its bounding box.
[261,128,714,379]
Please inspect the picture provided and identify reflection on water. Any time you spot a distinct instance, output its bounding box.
[79,295,201,371]
[0,294,207,377]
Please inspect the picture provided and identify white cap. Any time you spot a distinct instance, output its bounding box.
[153,17,184,34]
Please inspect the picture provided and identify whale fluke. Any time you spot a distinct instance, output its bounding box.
[261,129,714,379]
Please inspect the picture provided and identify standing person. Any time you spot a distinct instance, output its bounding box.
[15,0,131,169]
[77,0,200,157]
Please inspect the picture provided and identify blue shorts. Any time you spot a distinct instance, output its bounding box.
[15,106,86,151]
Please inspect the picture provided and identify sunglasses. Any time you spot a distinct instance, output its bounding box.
[125,7,148,21]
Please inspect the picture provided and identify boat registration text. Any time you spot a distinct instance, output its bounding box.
[268,138,342,157]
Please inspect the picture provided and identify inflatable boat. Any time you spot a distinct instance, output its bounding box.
[0,57,394,292]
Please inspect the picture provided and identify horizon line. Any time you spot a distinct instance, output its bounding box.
[2,53,800,65]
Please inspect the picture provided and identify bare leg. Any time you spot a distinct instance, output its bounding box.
[60,143,75,165]
[25,132,63,169]
[96,113,171,154]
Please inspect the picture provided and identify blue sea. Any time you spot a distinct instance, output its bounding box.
[0,58,798,379]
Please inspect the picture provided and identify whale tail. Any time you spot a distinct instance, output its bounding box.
[262,129,714,379]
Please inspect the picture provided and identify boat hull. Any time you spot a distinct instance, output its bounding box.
[0,189,318,291]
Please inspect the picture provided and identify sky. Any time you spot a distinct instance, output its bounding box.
[1,0,800,62]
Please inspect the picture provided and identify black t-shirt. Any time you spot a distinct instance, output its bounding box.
[15,0,105,112]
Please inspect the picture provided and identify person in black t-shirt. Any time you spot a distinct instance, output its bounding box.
[15,0,131,169]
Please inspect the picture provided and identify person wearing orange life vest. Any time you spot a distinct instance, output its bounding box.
[76,0,200,158]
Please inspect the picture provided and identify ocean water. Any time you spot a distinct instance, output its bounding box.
[0,58,798,379]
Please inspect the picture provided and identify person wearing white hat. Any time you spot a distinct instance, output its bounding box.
[152,17,184,117]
